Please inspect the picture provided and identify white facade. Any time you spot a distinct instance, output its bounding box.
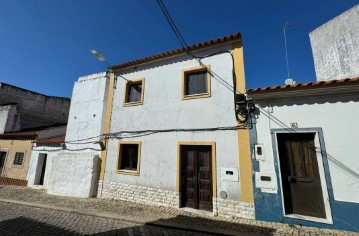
[250,87,359,204]
[65,72,109,151]
[249,84,359,229]
[99,43,254,218]
[310,4,359,81]
[31,72,110,198]
[27,146,62,189]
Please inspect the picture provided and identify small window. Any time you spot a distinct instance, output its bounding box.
[117,142,141,175]
[13,152,24,165]
[182,66,211,99]
[123,78,144,106]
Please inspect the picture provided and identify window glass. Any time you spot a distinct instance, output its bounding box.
[127,83,142,103]
[119,144,139,171]
[13,152,24,165]
[185,70,208,95]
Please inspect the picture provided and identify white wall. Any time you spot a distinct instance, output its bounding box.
[47,151,100,198]
[310,4,359,81]
[253,94,359,203]
[27,147,62,188]
[65,72,109,151]
[105,44,242,200]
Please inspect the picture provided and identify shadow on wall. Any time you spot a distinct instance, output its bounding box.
[0,215,275,236]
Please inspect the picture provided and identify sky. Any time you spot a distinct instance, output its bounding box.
[0,0,358,98]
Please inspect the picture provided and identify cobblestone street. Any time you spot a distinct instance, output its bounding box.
[0,201,217,236]
[0,186,357,236]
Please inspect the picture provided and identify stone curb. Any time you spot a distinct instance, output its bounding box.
[0,198,258,236]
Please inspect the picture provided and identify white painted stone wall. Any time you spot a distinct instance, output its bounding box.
[310,4,359,81]
[214,198,255,219]
[27,147,62,189]
[65,72,109,151]
[47,151,100,198]
[98,181,179,208]
[252,93,359,203]
[103,44,246,213]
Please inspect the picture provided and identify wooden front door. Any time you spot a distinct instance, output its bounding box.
[0,152,6,175]
[180,145,213,211]
[277,133,326,218]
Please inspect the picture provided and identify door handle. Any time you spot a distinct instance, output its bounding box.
[288,176,313,183]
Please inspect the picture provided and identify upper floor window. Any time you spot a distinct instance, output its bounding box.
[123,78,145,106]
[182,66,211,100]
[13,152,24,165]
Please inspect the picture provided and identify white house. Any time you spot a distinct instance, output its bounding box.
[247,5,359,232]
[95,33,255,219]
[247,77,359,232]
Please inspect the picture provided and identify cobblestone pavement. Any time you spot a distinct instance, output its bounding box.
[0,201,215,236]
[0,185,357,236]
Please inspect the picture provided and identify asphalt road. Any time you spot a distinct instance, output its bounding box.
[0,202,216,236]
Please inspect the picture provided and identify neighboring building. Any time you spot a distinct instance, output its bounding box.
[0,82,70,132]
[0,125,67,186]
[49,33,255,219]
[247,5,359,232]
[0,83,70,186]
[247,77,359,232]
[27,135,64,189]
[309,4,359,81]
[41,72,109,198]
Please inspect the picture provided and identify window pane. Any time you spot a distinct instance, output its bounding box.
[13,152,24,165]
[185,71,207,95]
[119,144,139,171]
[127,83,142,103]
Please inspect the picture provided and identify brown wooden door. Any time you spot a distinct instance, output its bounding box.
[277,133,326,218]
[180,145,213,211]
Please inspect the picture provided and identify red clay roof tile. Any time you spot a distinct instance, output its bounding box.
[110,32,242,71]
[247,77,359,94]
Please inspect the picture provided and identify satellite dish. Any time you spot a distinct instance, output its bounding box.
[285,78,296,85]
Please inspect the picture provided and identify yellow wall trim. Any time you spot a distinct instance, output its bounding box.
[99,73,115,181]
[232,41,254,203]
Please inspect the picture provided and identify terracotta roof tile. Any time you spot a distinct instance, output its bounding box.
[33,135,65,146]
[0,130,38,139]
[247,77,359,94]
[111,32,242,71]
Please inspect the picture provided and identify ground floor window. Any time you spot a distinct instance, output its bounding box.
[117,142,141,175]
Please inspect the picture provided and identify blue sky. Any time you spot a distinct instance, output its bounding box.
[0,0,357,98]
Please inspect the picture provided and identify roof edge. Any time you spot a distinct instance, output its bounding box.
[110,32,242,71]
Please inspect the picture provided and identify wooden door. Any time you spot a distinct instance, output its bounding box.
[0,152,6,175]
[180,145,213,211]
[277,133,326,218]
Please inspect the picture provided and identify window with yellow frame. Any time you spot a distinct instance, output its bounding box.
[117,141,141,176]
[123,78,145,106]
[182,65,211,100]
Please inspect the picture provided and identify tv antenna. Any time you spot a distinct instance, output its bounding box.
[283,22,301,84]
